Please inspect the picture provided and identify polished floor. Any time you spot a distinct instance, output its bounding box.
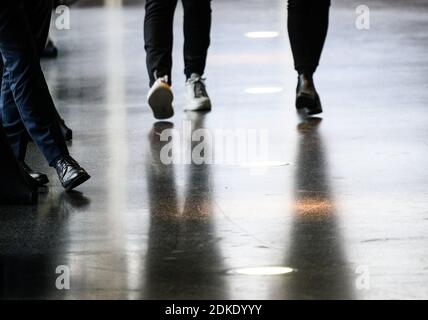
[1,0,428,299]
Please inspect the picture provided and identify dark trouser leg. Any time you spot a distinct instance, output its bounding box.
[0,123,38,204]
[287,0,331,75]
[24,0,70,142]
[144,0,178,86]
[182,0,211,79]
[24,0,52,56]
[0,0,57,161]
[0,0,68,165]
[0,63,28,161]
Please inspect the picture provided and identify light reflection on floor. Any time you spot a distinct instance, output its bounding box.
[1,0,428,299]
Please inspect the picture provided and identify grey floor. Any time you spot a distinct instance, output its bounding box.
[1,0,428,299]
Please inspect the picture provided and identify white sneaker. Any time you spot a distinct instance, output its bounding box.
[147,76,174,119]
[184,73,212,111]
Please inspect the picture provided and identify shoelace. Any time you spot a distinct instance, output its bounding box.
[189,76,207,98]
[57,156,79,176]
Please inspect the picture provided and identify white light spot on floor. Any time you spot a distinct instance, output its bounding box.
[228,266,295,276]
[245,31,280,38]
[241,161,289,168]
[244,87,284,94]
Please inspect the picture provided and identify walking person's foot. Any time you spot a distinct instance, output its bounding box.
[20,162,49,186]
[41,38,58,59]
[184,73,212,112]
[295,73,323,116]
[53,155,90,191]
[147,76,174,120]
[59,118,73,141]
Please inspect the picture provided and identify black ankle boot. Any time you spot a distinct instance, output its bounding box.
[296,73,323,115]
[20,162,49,186]
[54,155,90,191]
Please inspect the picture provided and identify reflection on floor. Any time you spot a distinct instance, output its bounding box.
[1,0,428,299]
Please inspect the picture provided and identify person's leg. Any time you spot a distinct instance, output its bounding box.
[287,0,330,115]
[0,1,68,165]
[182,0,212,112]
[0,64,29,161]
[1,45,64,186]
[0,0,67,162]
[0,122,38,204]
[24,0,73,141]
[0,1,90,191]
[144,0,177,120]
[6,0,54,159]
[144,0,178,86]
[287,0,330,75]
[182,0,211,79]
[24,0,52,57]
[0,60,2,124]
[1,57,28,161]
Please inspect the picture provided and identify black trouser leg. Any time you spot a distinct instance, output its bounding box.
[0,123,38,204]
[0,0,68,165]
[287,0,331,75]
[144,0,178,86]
[0,0,53,162]
[182,0,211,79]
[0,61,28,161]
[25,0,52,55]
[23,0,67,133]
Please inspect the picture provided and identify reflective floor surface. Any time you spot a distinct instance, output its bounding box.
[1,0,428,299]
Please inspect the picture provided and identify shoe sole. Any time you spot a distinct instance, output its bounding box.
[296,95,323,115]
[184,100,212,112]
[36,176,49,187]
[64,173,91,192]
[148,86,174,120]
